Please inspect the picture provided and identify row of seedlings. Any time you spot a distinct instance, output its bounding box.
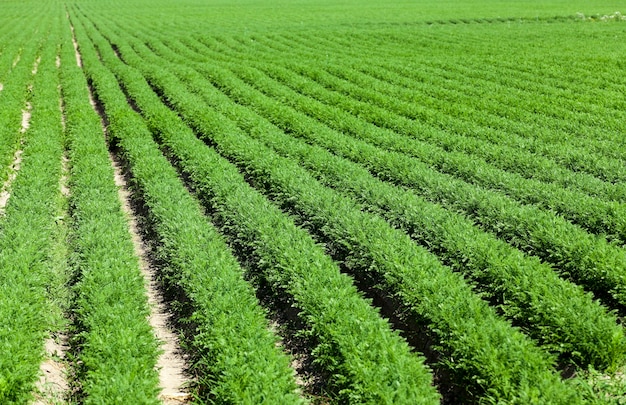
[0,15,47,187]
[222,29,626,183]
[0,20,67,403]
[65,12,305,404]
[60,20,162,403]
[72,10,443,403]
[237,63,626,243]
[213,28,626,205]
[281,28,626,155]
[118,34,626,373]
[325,56,626,203]
[147,30,626,210]
[158,47,626,311]
[89,17,584,403]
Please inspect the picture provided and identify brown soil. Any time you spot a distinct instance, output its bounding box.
[0,147,24,215]
[21,102,32,133]
[109,153,192,404]
[32,56,41,75]
[33,334,70,405]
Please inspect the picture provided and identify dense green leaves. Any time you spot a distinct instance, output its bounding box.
[70,13,305,404]
[0,13,65,403]
[75,12,441,403]
[60,20,161,404]
[2,0,626,402]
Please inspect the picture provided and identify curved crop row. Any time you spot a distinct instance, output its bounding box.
[239,62,626,244]
[172,30,626,205]
[119,33,626,371]
[68,12,305,404]
[89,18,584,403]
[118,29,626,371]
[74,13,443,403]
[279,29,626,142]
[156,47,626,310]
[60,21,162,403]
[210,29,626,183]
[146,34,626,239]
[0,21,65,403]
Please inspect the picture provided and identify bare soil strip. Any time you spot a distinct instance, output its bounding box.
[21,102,32,133]
[0,102,30,215]
[68,15,82,68]
[109,152,191,404]
[32,56,41,75]
[60,154,70,198]
[33,334,70,405]
[33,153,72,403]
[81,53,191,401]
[0,147,23,215]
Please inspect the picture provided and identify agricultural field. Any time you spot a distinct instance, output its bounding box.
[1,0,626,403]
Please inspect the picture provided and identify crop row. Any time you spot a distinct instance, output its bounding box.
[209,29,626,204]
[74,11,448,403]
[78,10,595,403]
[245,62,626,243]
[60,15,162,403]
[130,30,626,313]
[114,28,626,372]
[73,10,446,403]
[278,28,626,140]
[185,31,626,195]
[69,12,306,404]
[0,12,46,188]
[0,16,65,402]
[191,29,626,184]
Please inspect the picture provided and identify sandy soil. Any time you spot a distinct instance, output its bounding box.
[33,335,70,405]
[110,154,192,404]
[32,56,41,75]
[0,148,23,214]
[68,16,82,68]
[0,102,29,215]
[21,102,32,133]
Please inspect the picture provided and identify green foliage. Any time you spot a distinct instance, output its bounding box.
[86,16,585,403]
[126,38,626,372]
[59,21,162,403]
[2,0,626,402]
[73,11,442,403]
[0,13,65,403]
[70,11,307,404]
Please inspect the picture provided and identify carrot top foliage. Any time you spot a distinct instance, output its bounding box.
[1,0,625,403]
